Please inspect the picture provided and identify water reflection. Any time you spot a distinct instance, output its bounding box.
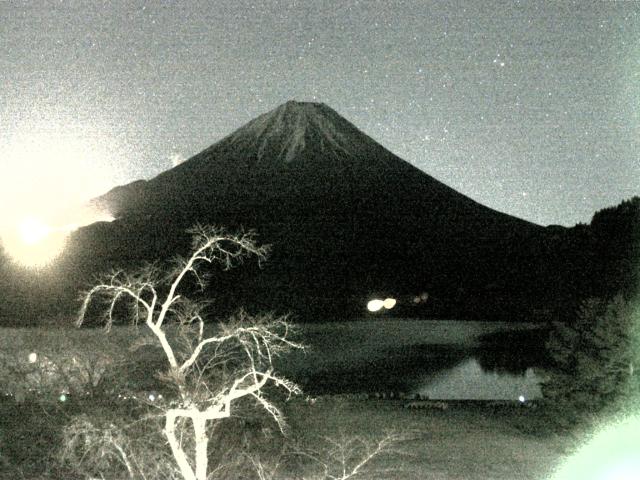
[282,320,549,400]
[413,357,542,400]
[300,348,543,400]
[475,327,551,375]
[300,344,470,395]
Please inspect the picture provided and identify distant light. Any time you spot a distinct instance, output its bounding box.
[59,394,67,402]
[148,393,156,401]
[367,299,384,312]
[383,298,397,309]
[170,152,186,167]
[412,292,429,305]
[518,395,525,403]
[28,352,37,363]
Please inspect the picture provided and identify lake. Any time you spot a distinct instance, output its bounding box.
[0,319,550,402]
[278,319,549,401]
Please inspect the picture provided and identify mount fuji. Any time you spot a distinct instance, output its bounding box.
[70,101,550,320]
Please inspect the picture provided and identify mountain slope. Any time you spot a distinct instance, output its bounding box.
[94,101,532,227]
[77,101,545,320]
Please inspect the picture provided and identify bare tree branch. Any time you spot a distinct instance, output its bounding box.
[75,225,300,480]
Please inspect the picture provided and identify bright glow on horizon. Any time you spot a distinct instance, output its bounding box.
[551,415,640,480]
[0,119,120,266]
[2,217,68,267]
[18,217,51,245]
[1,208,114,268]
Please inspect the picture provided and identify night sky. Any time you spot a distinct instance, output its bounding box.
[2,0,639,227]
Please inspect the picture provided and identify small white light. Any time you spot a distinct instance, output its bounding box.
[367,299,384,312]
[518,395,525,403]
[59,393,67,402]
[148,393,156,401]
[28,352,37,363]
[383,298,397,309]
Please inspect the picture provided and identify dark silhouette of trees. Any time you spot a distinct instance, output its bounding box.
[589,196,640,299]
[542,295,640,427]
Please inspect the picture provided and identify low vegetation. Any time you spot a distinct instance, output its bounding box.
[2,220,638,479]
[0,316,578,480]
[1,388,578,480]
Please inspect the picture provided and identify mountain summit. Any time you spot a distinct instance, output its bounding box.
[82,101,543,320]
[219,101,362,164]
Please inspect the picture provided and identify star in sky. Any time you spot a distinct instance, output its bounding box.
[1,0,638,226]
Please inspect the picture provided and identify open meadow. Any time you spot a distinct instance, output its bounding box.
[1,392,578,480]
[285,395,575,480]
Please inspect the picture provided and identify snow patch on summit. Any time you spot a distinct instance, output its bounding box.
[225,101,357,163]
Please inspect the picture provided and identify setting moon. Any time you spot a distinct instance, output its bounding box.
[2,216,68,268]
[18,217,51,245]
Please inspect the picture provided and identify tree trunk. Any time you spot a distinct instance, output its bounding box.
[193,416,209,480]
[165,410,197,480]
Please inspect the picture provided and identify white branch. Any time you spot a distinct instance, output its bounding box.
[76,225,300,480]
[179,333,235,373]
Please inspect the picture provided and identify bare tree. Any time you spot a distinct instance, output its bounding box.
[77,225,303,480]
[247,430,415,480]
[300,432,413,480]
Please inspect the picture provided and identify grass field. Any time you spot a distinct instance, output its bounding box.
[0,322,576,479]
[285,395,575,480]
[0,393,576,480]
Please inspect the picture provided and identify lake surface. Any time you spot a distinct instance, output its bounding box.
[279,319,549,400]
[0,319,549,402]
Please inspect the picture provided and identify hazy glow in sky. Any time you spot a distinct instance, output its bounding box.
[0,118,117,266]
[1,217,67,268]
[18,217,50,246]
[0,122,114,220]
[1,1,639,225]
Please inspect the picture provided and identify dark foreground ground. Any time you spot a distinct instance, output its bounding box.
[1,395,576,480]
[287,396,574,480]
[0,323,576,479]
